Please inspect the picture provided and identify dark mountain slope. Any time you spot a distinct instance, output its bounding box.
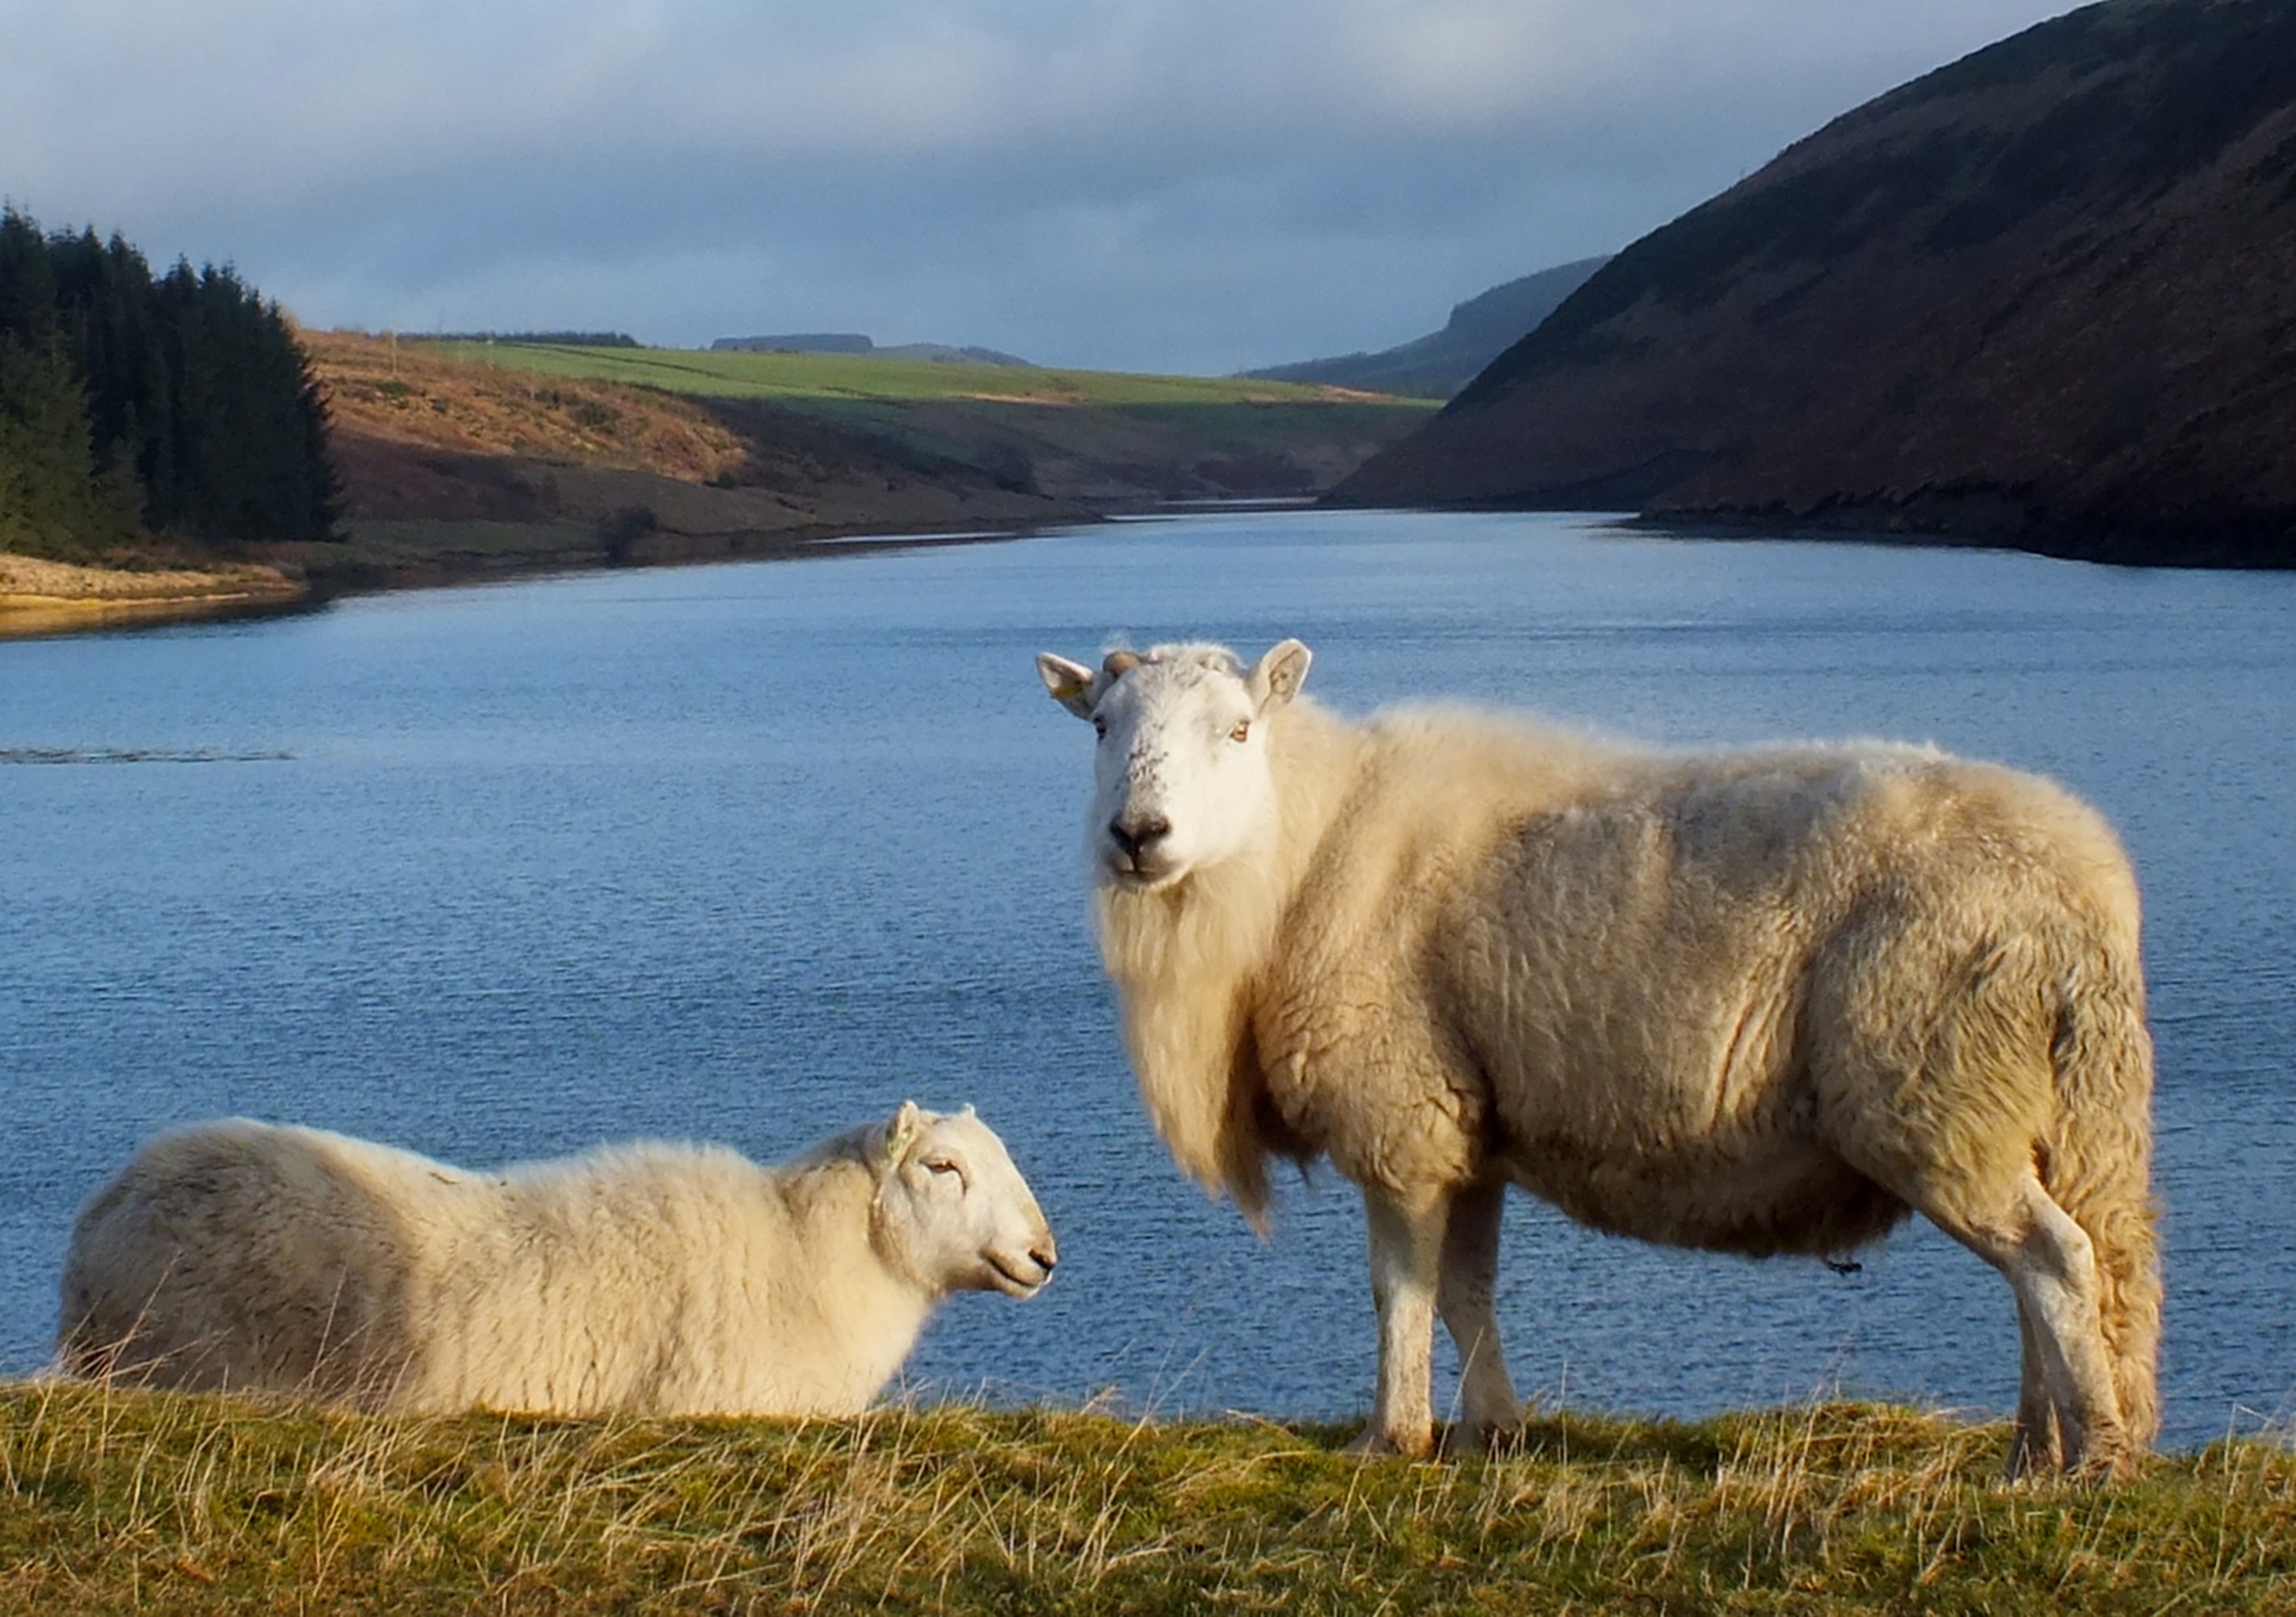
[1335,0,2296,566]
[1247,257,1608,399]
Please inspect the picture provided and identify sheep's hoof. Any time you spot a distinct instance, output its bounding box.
[2066,1438,2142,1485]
[2003,1423,2061,1481]
[1344,1424,1433,1459]
[1440,1419,1526,1459]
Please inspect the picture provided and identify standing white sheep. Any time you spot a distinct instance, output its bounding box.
[57,1102,1056,1417]
[1037,637,2159,1476]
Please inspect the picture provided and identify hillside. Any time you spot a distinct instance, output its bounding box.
[296,330,1083,590]
[8,333,1430,628]
[1335,0,2296,566]
[278,335,1432,594]
[1246,256,1608,399]
[411,339,1433,503]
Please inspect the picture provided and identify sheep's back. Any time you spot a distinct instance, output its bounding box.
[58,1121,444,1403]
[405,1143,906,1417]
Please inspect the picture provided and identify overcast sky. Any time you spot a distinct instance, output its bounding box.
[3,1,2083,373]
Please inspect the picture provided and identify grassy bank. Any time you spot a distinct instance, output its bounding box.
[3,1382,2290,1614]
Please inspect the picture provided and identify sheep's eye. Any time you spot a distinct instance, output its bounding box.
[1230,719,1251,743]
[924,1157,961,1177]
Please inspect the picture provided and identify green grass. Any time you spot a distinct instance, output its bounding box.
[4,1381,2292,1613]
[416,342,1411,409]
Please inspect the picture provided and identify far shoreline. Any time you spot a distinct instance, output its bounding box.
[0,553,309,642]
[0,512,1091,644]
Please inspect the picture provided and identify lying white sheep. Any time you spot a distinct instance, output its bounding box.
[57,1102,1055,1417]
[1037,637,2159,1476]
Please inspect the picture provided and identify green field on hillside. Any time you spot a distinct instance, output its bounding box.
[418,340,1419,409]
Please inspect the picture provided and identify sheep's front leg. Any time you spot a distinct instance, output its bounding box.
[1348,1185,1445,1458]
[1437,1175,1522,1454]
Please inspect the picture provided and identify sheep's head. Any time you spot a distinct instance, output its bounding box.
[872,1102,1056,1299]
[1035,639,1311,891]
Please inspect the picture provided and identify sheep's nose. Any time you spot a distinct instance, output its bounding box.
[1108,815,1171,863]
[1032,1236,1058,1273]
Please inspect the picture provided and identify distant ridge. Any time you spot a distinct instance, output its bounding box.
[711,333,1035,367]
[421,331,640,348]
[712,333,873,355]
[1246,257,1609,400]
[1335,0,2296,566]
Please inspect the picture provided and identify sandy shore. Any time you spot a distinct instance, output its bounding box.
[0,554,307,639]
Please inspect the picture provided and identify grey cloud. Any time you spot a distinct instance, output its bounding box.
[4,1,2083,371]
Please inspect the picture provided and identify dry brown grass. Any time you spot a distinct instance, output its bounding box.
[4,1379,2292,1614]
[307,331,749,486]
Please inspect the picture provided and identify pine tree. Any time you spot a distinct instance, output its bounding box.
[0,207,342,557]
[0,329,105,560]
[0,210,112,560]
[50,227,166,520]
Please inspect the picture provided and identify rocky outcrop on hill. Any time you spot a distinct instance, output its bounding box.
[1335,0,2296,566]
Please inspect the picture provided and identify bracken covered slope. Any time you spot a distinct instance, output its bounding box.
[1335,0,2296,566]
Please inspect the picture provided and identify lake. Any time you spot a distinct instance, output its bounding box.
[3,509,2293,1450]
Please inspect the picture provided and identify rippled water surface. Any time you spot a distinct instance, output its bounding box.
[5,510,2293,1447]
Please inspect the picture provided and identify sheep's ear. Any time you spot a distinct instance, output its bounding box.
[881,1101,923,1165]
[1036,653,1099,720]
[1249,639,1311,711]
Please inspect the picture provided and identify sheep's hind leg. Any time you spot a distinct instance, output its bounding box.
[2007,1291,2063,1478]
[1928,1170,2130,1478]
[1436,1176,1523,1455]
[1347,1185,1444,1459]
